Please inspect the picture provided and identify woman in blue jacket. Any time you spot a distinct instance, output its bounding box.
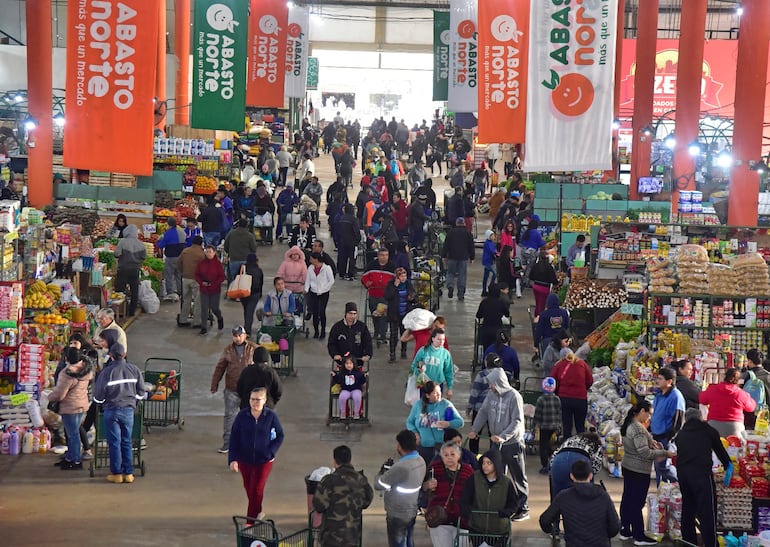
[406,381,464,464]
[229,387,285,521]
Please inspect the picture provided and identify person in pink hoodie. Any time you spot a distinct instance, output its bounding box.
[277,245,308,294]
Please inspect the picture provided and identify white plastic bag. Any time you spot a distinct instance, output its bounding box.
[404,374,420,406]
[402,308,436,332]
[138,279,160,314]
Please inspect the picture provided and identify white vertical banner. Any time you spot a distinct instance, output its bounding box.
[284,5,310,99]
[448,0,479,112]
[524,0,618,171]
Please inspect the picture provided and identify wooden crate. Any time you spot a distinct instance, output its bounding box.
[89,171,111,186]
[110,173,137,187]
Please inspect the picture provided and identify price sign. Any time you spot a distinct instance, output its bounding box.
[621,303,643,316]
[10,393,30,406]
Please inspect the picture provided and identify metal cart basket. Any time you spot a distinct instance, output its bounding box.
[454,512,512,547]
[233,516,314,547]
[89,403,146,478]
[143,357,184,432]
[258,325,297,376]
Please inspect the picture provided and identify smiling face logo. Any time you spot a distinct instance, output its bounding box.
[259,15,279,35]
[206,4,239,33]
[287,22,302,38]
[551,73,595,117]
[440,29,450,45]
[490,15,523,43]
[457,19,475,39]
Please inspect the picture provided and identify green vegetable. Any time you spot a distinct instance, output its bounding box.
[587,348,614,368]
[608,320,642,347]
[557,284,568,305]
[98,251,116,271]
[143,257,164,272]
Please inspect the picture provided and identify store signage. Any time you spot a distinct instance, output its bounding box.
[448,0,478,112]
[306,57,319,90]
[618,39,759,118]
[247,0,289,108]
[433,11,450,102]
[525,0,618,171]
[477,0,530,143]
[284,5,309,99]
[63,0,158,175]
[621,303,644,316]
[191,0,248,130]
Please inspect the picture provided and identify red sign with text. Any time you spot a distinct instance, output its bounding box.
[247,0,289,108]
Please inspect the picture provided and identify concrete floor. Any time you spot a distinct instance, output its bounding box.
[0,155,669,547]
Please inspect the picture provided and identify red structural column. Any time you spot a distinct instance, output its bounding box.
[25,0,53,208]
[628,0,658,200]
[174,0,191,125]
[728,0,770,226]
[671,0,707,215]
[156,0,168,131]
[605,0,625,182]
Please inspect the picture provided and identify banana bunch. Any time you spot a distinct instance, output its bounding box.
[28,280,48,294]
[46,283,62,301]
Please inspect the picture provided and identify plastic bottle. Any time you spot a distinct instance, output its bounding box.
[1,428,10,454]
[31,429,40,453]
[21,429,33,454]
[9,428,20,455]
[39,428,50,453]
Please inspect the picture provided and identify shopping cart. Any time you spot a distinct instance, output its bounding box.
[454,511,512,546]
[258,325,297,377]
[89,403,146,478]
[327,360,371,431]
[232,516,312,547]
[520,376,545,407]
[472,319,512,376]
[292,292,310,338]
[143,358,184,432]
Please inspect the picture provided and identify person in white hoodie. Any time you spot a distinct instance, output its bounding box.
[467,367,529,522]
[305,252,335,339]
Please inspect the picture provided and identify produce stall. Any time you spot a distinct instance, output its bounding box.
[563,278,628,339]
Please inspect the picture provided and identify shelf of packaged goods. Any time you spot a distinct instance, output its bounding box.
[597,259,647,267]
[649,324,703,330]
[650,293,770,300]
[0,371,16,375]
[0,345,18,350]
[649,323,770,332]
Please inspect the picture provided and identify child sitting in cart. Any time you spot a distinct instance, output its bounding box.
[331,355,367,419]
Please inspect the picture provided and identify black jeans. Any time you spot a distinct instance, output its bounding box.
[560,397,588,438]
[279,166,288,186]
[115,268,140,315]
[388,319,406,356]
[539,428,558,468]
[337,244,356,278]
[241,294,261,336]
[79,403,97,451]
[620,467,651,541]
[307,291,329,335]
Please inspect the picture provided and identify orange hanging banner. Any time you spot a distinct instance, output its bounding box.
[63,0,159,175]
[247,0,289,108]
[477,0,529,143]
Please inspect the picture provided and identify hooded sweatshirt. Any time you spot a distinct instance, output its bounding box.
[113,224,147,270]
[535,294,570,346]
[277,246,308,293]
[471,368,524,445]
[411,344,454,389]
[539,481,620,547]
[405,397,464,449]
[460,449,518,534]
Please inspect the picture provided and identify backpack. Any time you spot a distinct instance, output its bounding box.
[745,370,767,408]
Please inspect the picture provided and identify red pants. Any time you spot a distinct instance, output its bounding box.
[239,460,274,519]
[532,283,551,317]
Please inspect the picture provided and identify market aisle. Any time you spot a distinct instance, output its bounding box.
[0,155,651,546]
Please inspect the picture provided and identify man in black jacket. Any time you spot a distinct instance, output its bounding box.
[327,302,373,368]
[235,346,283,409]
[441,217,475,301]
[407,194,428,250]
[336,204,360,281]
[539,460,620,547]
[309,240,338,278]
[675,408,732,547]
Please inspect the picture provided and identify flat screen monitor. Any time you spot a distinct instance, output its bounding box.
[638,177,663,194]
